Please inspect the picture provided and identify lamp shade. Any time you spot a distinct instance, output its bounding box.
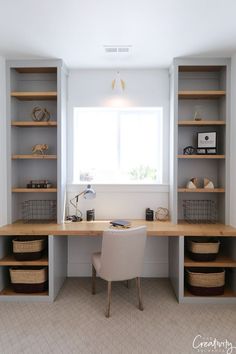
[83,184,96,199]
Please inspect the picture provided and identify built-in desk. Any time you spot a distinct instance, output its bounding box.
[1,220,236,236]
[0,220,236,303]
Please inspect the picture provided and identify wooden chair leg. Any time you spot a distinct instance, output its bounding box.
[136,277,144,311]
[125,280,129,288]
[92,265,96,295]
[106,281,112,318]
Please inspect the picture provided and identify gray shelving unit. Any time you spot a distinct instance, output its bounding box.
[6,59,68,224]
[169,57,231,224]
[0,60,68,301]
[169,58,236,304]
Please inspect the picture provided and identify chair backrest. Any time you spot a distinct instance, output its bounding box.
[99,226,147,281]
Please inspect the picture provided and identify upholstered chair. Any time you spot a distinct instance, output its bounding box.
[91,226,147,317]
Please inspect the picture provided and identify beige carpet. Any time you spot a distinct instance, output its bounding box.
[0,278,235,354]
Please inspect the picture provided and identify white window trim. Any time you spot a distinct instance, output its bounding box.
[67,183,169,194]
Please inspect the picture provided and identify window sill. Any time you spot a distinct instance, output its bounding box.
[67,184,169,193]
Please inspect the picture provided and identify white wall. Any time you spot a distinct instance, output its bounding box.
[0,57,7,226]
[230,54,236,226]
[67,69,170,277]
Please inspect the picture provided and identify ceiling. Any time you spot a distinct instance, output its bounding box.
[0,0,236,69]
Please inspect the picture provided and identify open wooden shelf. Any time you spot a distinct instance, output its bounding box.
[0,255,48,266]
[178,188,225,193]
[11,91,57,101]
[11,121,57,127]
[12,155,57,160]
[15,67,56,74]
[178,155,225,159]
[179,66,223,72]
[12,188,57,193]
[178,120,225,126]
[184,255,236,267]
[178,90,226,99]
[184,287,236,298]
[0,286,48,296]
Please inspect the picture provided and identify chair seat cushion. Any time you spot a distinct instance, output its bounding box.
[92,252,102,274]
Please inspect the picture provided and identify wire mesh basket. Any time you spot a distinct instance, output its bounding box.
[183,200,217,224]
[22,200,57,223]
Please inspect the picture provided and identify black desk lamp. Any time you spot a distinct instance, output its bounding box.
[69,184,96,222]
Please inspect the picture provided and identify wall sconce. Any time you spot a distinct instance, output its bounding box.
[112,71,125,92]
[68,184,96,222]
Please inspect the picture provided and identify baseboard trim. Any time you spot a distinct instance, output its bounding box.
[68,261,169,278]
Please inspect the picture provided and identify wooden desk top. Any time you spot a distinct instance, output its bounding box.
[0,220,236,236]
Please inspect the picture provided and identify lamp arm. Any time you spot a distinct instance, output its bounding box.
[70,191,84,209]
[70,191,85,219]
[70,197,77,210]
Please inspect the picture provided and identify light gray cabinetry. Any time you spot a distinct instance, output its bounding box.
[169,58,230,224]
[0,235,67,302]
[169,58,236,304]
[6,60,68,224]
[0,59,68,301]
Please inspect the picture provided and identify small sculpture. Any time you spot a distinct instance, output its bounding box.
[193,105,203,121]
[31,106,51,122]
[32,144,48,155]
[204,178,214,189]
[186,178,198,189]
[155,207,169,221]
[183,146,196,155]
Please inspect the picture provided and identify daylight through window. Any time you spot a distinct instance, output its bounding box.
[73,107,163,184]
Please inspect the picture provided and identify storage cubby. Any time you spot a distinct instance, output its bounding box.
[183,236,236,299]
[0,236,49,298]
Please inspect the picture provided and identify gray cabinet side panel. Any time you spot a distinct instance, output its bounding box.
[225,60,231,225]
[169,236,184,301]
[49,235,67,301]
[0,238,10,291]
[6,63,12,223]
[0,58,7,226]
[169,64,178,223]
[57,66,68,223]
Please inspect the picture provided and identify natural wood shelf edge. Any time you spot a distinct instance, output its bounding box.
[12,188,57,193]
[0,254,48,266]
[179,66,224,73]
[15,67,57,74]
[0,286,48,296]
[12,155,57,160]
[178,188,225,193]
[178,120,226,126]
[11,91,57,101]
[178,90,226,99]
[184,255,236,267]
[184,288,236,298]
[11,121,57,127]
[178,155,225,159]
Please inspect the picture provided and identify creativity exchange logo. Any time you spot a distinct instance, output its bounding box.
[192,334,236,354]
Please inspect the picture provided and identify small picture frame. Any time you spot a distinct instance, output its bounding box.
[196,148,206,155]
[197,132,217,149]
[206,148,217,155]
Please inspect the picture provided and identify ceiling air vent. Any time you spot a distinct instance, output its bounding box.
[104,45,132,55]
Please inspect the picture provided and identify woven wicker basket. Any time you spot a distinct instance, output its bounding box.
[186,267,225,296]
[13,238,45,261]
[187,237,220,261]
[10,267,47,284]
[187,238,220,254]
[9,267,48,293]
[187,268,225,287]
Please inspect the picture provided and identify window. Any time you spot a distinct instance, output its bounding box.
[73,107,163,184]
